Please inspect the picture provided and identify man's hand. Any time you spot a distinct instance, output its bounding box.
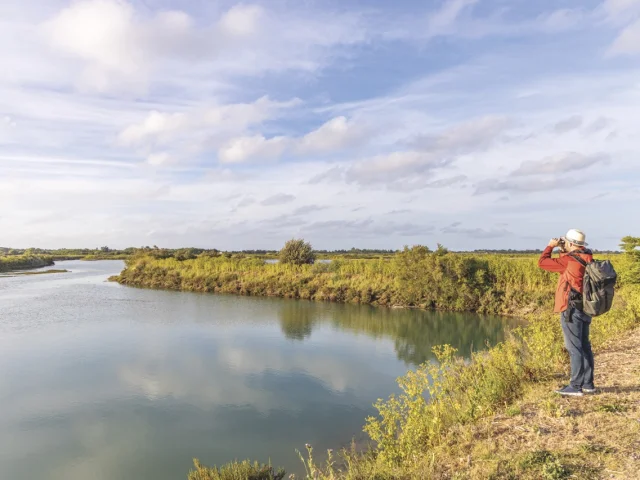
[548,238,560,248]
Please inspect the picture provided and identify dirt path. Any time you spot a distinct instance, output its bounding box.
[437,328,640,479]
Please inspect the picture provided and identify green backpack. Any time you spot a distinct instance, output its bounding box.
[569,254,617,317]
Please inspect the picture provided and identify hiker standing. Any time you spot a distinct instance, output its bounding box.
[538,229,596,397]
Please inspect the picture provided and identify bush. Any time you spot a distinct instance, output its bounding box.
[279,239,316,265]
[364,341,523,467]
[619,236,640,284]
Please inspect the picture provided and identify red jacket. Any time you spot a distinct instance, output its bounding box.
[538,246,593,313]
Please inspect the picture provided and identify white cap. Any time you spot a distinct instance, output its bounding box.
[564,229,588,246]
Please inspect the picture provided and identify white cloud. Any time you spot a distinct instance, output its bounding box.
[218,135,289,164]
[553,115,583,134]
[118,96,300,163]
[474,177,568,195]
[38,0,370,94]
[40,1,272,93]
[427,0,478,36]
[260,193,296,206]
[218,4,263,36]
[583,117,614,134]
[119,96,298,147]
[146,152,173,166]
[344,151,449,187]
[296,116,366,154]
[411,115,511,154]
[119,111,187,147]
[604,0,640,16]
[511,152,609,176]
[203,115,366,164]
[609,19,640,54]
[43,0,145,92]
[307,115,513,190]
[540,9,586,32]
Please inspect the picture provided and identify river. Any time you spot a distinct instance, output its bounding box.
[0,260,518,479]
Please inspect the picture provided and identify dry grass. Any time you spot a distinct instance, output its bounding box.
[429,327,640,479]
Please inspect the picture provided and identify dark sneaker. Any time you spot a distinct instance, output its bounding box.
[554,385,584,397]
[582,387,597,394]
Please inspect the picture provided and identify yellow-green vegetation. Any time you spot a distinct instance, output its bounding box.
[187,459,285,480]
[183,238,640,479]
[113,246,560,315]
[0,255,54,273]
[80,254,130,260]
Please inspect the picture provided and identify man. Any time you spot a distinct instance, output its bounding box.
[538,228,595,397]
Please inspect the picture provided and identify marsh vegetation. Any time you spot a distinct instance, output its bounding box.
[0,255,54,272]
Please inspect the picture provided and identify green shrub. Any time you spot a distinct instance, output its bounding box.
[279,239,316,265]
[364,341,524,467]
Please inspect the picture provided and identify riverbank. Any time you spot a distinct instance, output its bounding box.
[112,248,557,316]
[0,255,54,273]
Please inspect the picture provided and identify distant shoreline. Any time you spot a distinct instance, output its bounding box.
[0,255,55,273]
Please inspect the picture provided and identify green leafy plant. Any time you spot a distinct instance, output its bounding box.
[619,236,640,284]
[279,239,316,266]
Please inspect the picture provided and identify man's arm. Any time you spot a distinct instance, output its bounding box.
[538,239,567,273]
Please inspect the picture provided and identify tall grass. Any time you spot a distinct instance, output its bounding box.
[114,247,561,316]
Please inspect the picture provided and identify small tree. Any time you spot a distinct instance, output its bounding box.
[434,243,449,256]
[279,239,316,265]
[620,236,640,284]
[620,236,640,254]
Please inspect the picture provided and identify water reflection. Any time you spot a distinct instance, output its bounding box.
[277,299,514,364]
[279,300,316,341]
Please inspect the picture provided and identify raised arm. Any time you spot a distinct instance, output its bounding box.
[538,241,567,274]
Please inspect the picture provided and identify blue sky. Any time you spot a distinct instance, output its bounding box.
[0,0,638,250]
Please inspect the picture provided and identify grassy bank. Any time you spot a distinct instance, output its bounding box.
[0,255,54,273]
[169,246,640,479]
[113,247,560,316]
[428,325,640,479]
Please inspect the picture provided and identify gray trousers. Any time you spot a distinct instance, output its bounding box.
[561,308,595,389]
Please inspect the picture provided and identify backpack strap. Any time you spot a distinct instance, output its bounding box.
[568,253,588,267]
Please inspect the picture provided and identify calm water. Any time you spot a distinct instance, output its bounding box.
[0,260,517,479]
